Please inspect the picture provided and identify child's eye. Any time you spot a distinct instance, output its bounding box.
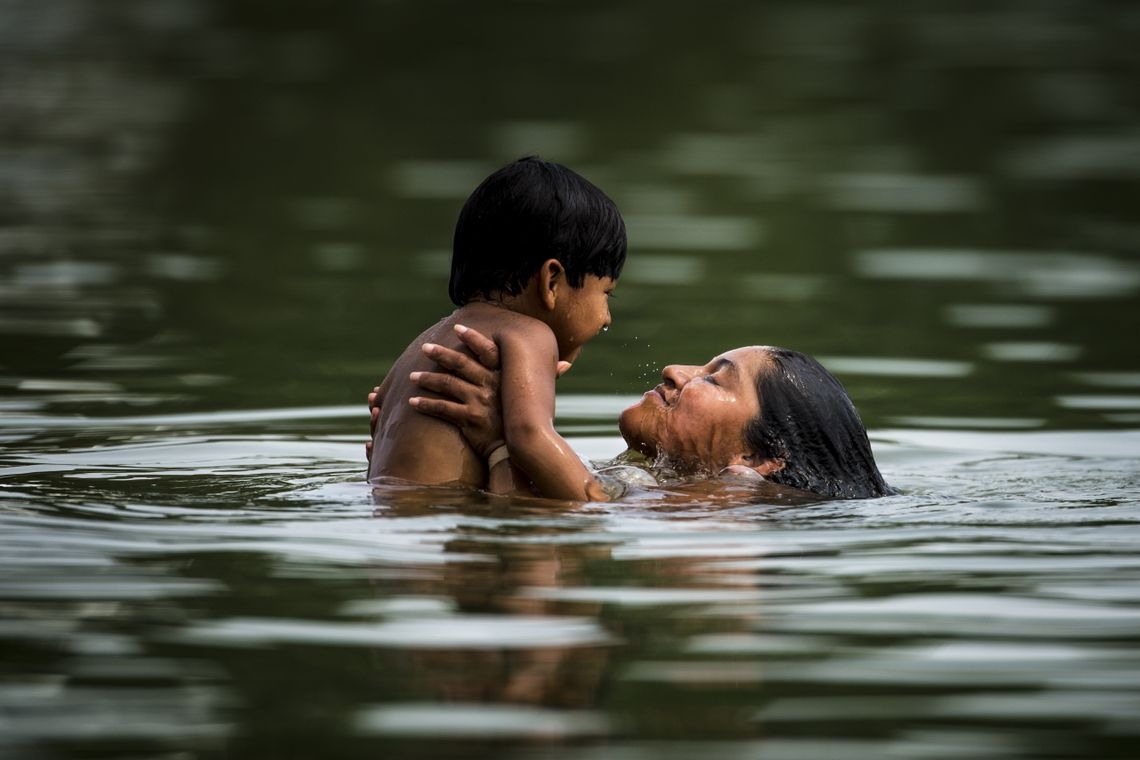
[704,375,719,386]
[606,291,616,299]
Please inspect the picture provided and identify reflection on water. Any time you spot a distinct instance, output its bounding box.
[855,249,1140,300]
[2,416,1139,758]
[2,0,1137,420]
[181,615,613,649]
[3,0,1140,757]
[624,214,764,251]
[354,703,610,740]
[821,172,985,213]
[944,304,1054,329]
[816,356,974,378]
[982,341,1082,363]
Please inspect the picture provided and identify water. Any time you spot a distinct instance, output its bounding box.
[3,421,1139,758]
[3,0,1140,757]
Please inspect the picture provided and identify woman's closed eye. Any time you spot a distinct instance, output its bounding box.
[701,359,734,387]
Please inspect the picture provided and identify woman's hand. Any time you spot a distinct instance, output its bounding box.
[409,324,572,458]
[365,385,381,462]
[364,324,503,462]
[409,324,505,458]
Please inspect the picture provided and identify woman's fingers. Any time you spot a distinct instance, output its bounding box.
[453,324,500,370]
[409,396,473,426]
[421,342,496,386]
[409,370,480,402]
[556,361,572,378]
[367,385,381,460]
[368,387,382,438]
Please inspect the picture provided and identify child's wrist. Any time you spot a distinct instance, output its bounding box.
[487,443,510,470]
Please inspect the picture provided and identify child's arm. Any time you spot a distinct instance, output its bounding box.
[497,324,610,502]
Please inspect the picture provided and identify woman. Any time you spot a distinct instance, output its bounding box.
[369,326,893,500]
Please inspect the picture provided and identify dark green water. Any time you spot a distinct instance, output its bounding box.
[2,1,1140,758]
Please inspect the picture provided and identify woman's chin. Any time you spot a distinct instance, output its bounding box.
[618,404,651,452]
[617,407,635,444]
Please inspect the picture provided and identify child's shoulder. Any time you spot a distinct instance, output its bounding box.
[455,304,554,342]
[496,313,557,352]
[453,304,558,363]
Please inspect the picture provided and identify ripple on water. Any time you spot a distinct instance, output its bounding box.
[1057,395,1140,411]
[758,593,1140,639]
[0,419,1138,759]
[177,614,615,650]
[821,172,986,213]
[983,341,1083,362]
[354,703,609,739]
[855,248,1140,299]
[0,683,230,744]
[1072,372,1140,389]
[816,356,974,378]
[944,303,1055,329]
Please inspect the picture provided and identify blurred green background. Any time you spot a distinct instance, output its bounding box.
[3,0,1139,431]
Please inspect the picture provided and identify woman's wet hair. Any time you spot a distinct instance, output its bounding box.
[449,156,627,305]
[744,348,894,499]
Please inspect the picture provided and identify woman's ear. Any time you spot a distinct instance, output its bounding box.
[537,258,564,311]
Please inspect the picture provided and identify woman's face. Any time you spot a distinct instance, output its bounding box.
[618,347,772,472]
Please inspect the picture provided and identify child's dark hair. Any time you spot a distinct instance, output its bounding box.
[744,348,895,499]
[449,157,627,305]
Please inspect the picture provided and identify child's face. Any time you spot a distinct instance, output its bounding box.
[550,275,616,362]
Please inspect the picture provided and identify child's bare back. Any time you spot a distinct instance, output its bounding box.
[365,157,626,500]
[367,302,550,488]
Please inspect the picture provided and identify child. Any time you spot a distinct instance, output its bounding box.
[367,157,626,501]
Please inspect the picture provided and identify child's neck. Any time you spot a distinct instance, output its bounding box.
[465,289,550,326]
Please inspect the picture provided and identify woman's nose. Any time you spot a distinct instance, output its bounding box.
[662,364,696,388]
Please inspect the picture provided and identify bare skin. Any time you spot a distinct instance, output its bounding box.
[377,328,892,502]
[368,259,615,501]
[368,324,511,462]
[381,327,787,477]
[368,304,515,488]
[368,323,528,495]
[618,348,785,476]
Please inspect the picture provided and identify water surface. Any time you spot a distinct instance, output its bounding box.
[3,1,1139,757]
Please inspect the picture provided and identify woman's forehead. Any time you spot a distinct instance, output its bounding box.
[712,346,772,371]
